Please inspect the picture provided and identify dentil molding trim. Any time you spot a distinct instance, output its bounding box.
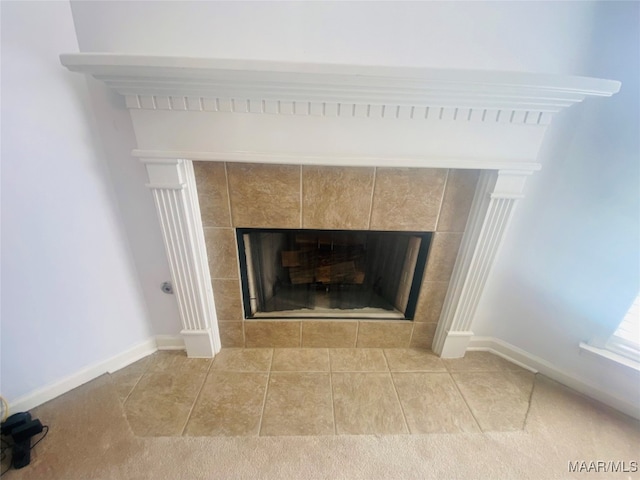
[60,54,620,125]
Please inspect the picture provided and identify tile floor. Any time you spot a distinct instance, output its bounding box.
[110,348,535,437]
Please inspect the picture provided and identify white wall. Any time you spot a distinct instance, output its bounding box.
[79,78,182,335]
[71,1,595,74]
[472,1,640,409]
[0,1,153,404]
[67,1,638,409]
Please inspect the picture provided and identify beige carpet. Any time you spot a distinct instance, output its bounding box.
[2,372,639,479]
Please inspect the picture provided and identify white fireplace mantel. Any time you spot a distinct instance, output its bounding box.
[60,53,618,114]
[61,54,620,358]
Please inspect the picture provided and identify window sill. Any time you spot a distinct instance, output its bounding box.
[579,342,640,373]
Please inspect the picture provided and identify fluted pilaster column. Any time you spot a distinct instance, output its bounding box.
[143,158,220,357]
[433,169,531,358]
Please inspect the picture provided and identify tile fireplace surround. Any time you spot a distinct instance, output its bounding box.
[194,162,479,350]
[61,54,620,359]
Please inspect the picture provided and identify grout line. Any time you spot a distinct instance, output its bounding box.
[324,348,331,373]
[434,169,450,231]
[299,322,303,347]
[407,323,415,348]
[119,373,148,437]
[380,348,391,371]
[367,167,377,229]
[223,163,246,324]
[449,371,484,433]
[442,358,452,373]
[389,372,411,434]
[121,370,146,407]
[223,162,233,226]
[180,359,215,436]
[522,373,538,431]
[257,349,275,436]
[269,369,330,373]
[329,368,337,435]
[121,352,156,406]
[328,348,334,371]
[212,369,273,373]
[330,370,391,373]
[354,322,360,348]
[382,350,411,434]
[299,165,303,228]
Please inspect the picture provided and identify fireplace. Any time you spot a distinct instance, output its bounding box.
[60,54,620,358]
[192,161,479,349]
[238,228,431,320]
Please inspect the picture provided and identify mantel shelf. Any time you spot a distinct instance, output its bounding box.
[60,53,620,114]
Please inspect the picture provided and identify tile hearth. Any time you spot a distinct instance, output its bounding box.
[111,349,534,437]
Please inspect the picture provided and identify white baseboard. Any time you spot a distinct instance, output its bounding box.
[6,335,195,415]
[8,338,157,414]
[467,336,539,373]
[468,336,640,420]
[155,334,185,350]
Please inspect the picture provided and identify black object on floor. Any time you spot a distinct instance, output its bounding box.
[0,412,48,473]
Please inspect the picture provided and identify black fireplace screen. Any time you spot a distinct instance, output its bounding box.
[237,228,431,320]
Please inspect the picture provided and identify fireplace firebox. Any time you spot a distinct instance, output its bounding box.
[238,229,431,320]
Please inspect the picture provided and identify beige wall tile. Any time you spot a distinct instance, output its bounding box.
[193,161,231,227]
[261,372,334,436]
[271,348,329,371]
[204,228,239,279]
[423,232,463,283]
[392,372,480,434]
[227,163,300,228]
[302,166,374,230]
[211,279,244,321]
[413,281,449,323]
[184,371,268,436]
[218,322,244,347]
[451,370,535,431]
[192,164,477,351]
[244,321,301,348]
[437,169,480,232]
[329,348,388,372]
[302,321,358,347]
[356,321,413,348]
[370,168,447,231]
[332,372,407,434]
[410,322,437,349]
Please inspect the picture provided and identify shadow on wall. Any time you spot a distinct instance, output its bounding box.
[0,1,154,402]
[475,1,639,355]
[80,76,182,335]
